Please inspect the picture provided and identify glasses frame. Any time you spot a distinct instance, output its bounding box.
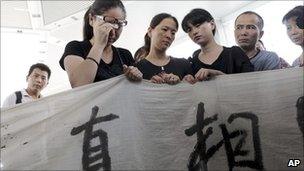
[95,15,128,28]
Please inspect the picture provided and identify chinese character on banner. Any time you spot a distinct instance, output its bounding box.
[185,102,264,171]
[71,106,119,171]
[296,96,304,142]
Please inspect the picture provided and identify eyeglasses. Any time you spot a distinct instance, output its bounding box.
[95,15,127,29]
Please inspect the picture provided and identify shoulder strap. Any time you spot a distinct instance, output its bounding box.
[15,91,22,104]
[112,46,124,66]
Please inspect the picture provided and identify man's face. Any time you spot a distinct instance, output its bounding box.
[26,68,49,93]
[234,14,262,51]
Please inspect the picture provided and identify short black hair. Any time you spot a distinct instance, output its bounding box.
[27,63,51,79]
[235,11,264,30]
[182,8,216,35]
[282,6,304,29]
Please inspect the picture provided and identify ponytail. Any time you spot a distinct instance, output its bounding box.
[83,7,93,40]
[143,33,151,55]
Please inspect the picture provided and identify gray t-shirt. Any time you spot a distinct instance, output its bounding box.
[250,50,281,71]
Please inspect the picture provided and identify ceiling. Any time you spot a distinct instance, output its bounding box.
[1,1,259,50]
[1,1,254,28]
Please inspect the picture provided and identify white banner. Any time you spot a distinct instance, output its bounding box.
[1,68,303,170]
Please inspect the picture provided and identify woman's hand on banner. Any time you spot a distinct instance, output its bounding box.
[183,74,197,84]
[195,68,225,81]
[162,73,180,85]
[123,65,143,82]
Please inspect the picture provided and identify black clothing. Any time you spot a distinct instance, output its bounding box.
[15,91,22,104]
[59,40,134,82]
[189,46,254,74]
[135,57,193,80]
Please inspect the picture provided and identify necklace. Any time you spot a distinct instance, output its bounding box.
[147,55,170,67]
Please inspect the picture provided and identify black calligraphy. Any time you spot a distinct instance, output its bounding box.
[71,106,119,171]
[185,102,264,171]
[296,96,304,143]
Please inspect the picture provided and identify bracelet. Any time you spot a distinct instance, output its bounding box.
[86,57,99,66]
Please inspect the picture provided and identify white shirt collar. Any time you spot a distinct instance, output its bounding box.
[21,88,43,98]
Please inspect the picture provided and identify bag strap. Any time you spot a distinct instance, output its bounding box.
[15,91,22,104]
[226,47,234,74]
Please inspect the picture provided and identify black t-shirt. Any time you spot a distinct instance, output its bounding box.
[189,46,254,74]
[135,57,193,80]
[59,40,134,82]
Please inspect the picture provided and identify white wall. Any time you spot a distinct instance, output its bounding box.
[1,29,47,105]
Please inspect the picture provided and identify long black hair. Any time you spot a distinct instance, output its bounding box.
[143,13,178,55]
[83,0,126,40]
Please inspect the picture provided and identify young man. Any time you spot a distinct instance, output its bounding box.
[234,11,281,71]
[2,63,51,108]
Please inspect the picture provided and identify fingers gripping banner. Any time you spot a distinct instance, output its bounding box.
[1,68,303,170]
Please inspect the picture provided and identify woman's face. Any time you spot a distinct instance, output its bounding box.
[92,7,126,45]
[149,18,177,52]
[284,17,304,47]
[186,21,215,46]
